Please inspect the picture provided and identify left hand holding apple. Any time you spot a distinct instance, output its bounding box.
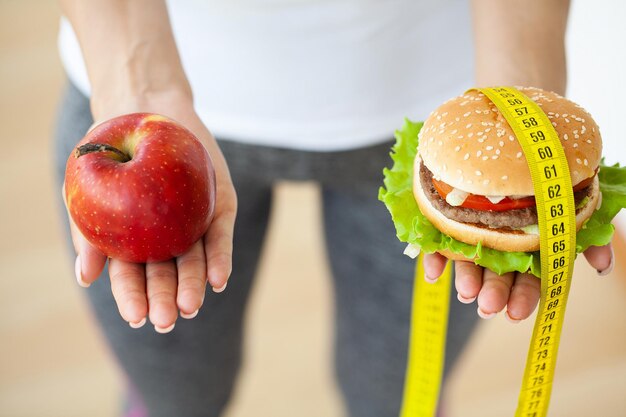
[64,94,237,333]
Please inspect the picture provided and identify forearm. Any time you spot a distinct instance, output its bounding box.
[471,0,570,95]
[60,0,192,118]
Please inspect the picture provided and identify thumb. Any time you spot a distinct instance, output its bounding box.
[62,184,107,287]
[583,243,614,276]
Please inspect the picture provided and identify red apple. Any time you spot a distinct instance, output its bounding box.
[64,113,216,263]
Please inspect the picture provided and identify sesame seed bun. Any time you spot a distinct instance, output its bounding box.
[417,87,602,196]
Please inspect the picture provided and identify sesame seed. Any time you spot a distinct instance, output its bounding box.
[581,125,587,134]
[483,179,490,185]
[485,128,492,133]
[438,140,443,146]
[584,159,588,166]
[476,150,482,157]
[464,153,470,160]
[443,164,447,171]
[563,133,569,140]
[464,112,471,117]
[466,123,472,128]
[576,158,582,164]
[486,145,493,151]
[496,149,501,155]
[455,145,461,152]
[552,122,557,127]
[516,152,523,158]
[499,141,504,147]
[586,139,592,144]
[482,156,489,160]
[562,113,568,117]
[475,170,482,176]
[492,155,499,160]
[451,129,458,134]
[573,143,579,148]
[509,135,515,142]
[468,132,474,138]
[575,134,580,139]
[478,131,484,136]
[501,175,508,180]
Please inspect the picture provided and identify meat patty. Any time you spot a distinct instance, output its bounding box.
[419,162,592,229]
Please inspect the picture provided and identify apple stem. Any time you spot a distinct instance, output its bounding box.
[74,143,131,162]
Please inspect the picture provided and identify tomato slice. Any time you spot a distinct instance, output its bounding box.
[432,178,535,211]
[432,171,596,212]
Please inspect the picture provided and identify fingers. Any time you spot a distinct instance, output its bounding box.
[109,244,208,333]
[505,273,541,323]
[454,261,483,303]
[422,252,448,282]
[146,260,179,333]
[176,240,207,318]
[476,269,515,319]
[109,259,148,327]
[204,196,237,292]
[583,243,614,276]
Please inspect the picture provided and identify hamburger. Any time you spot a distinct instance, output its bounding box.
[414,87,601,254]
[380,87,626,276]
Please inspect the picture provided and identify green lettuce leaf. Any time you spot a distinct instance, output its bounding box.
[379,119,626,277]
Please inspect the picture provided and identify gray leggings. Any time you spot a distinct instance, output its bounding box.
[53,82,479,417]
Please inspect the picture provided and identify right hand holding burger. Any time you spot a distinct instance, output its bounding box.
[382,87,620,322]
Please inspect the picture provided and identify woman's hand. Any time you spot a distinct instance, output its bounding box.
[422,244,614,323]
[65,91,237,333]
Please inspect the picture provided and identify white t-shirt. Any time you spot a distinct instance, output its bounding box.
[59,0,474,151]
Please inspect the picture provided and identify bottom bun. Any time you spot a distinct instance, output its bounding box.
[413,172,600,253]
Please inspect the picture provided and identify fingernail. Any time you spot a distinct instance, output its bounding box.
[213,281,228,293]
[180,309,199,319]
[505,311,521,324]
[424,274,439,284]
[477,308,497,320]
[75,255,90,288]
[129,317,146,329]
[155,323,176,334]
[457,293,476,304]
[597,246,615,276]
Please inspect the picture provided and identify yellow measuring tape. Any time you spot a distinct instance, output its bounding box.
[401,86,575,417]
[400,254,452,417]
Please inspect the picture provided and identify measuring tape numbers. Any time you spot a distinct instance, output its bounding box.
[400,86,575,417]
[477,87,576,417]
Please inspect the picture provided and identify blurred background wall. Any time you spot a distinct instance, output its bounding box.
[0,1,624,416]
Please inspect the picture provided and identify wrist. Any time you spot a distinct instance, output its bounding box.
[90,84,194,123]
